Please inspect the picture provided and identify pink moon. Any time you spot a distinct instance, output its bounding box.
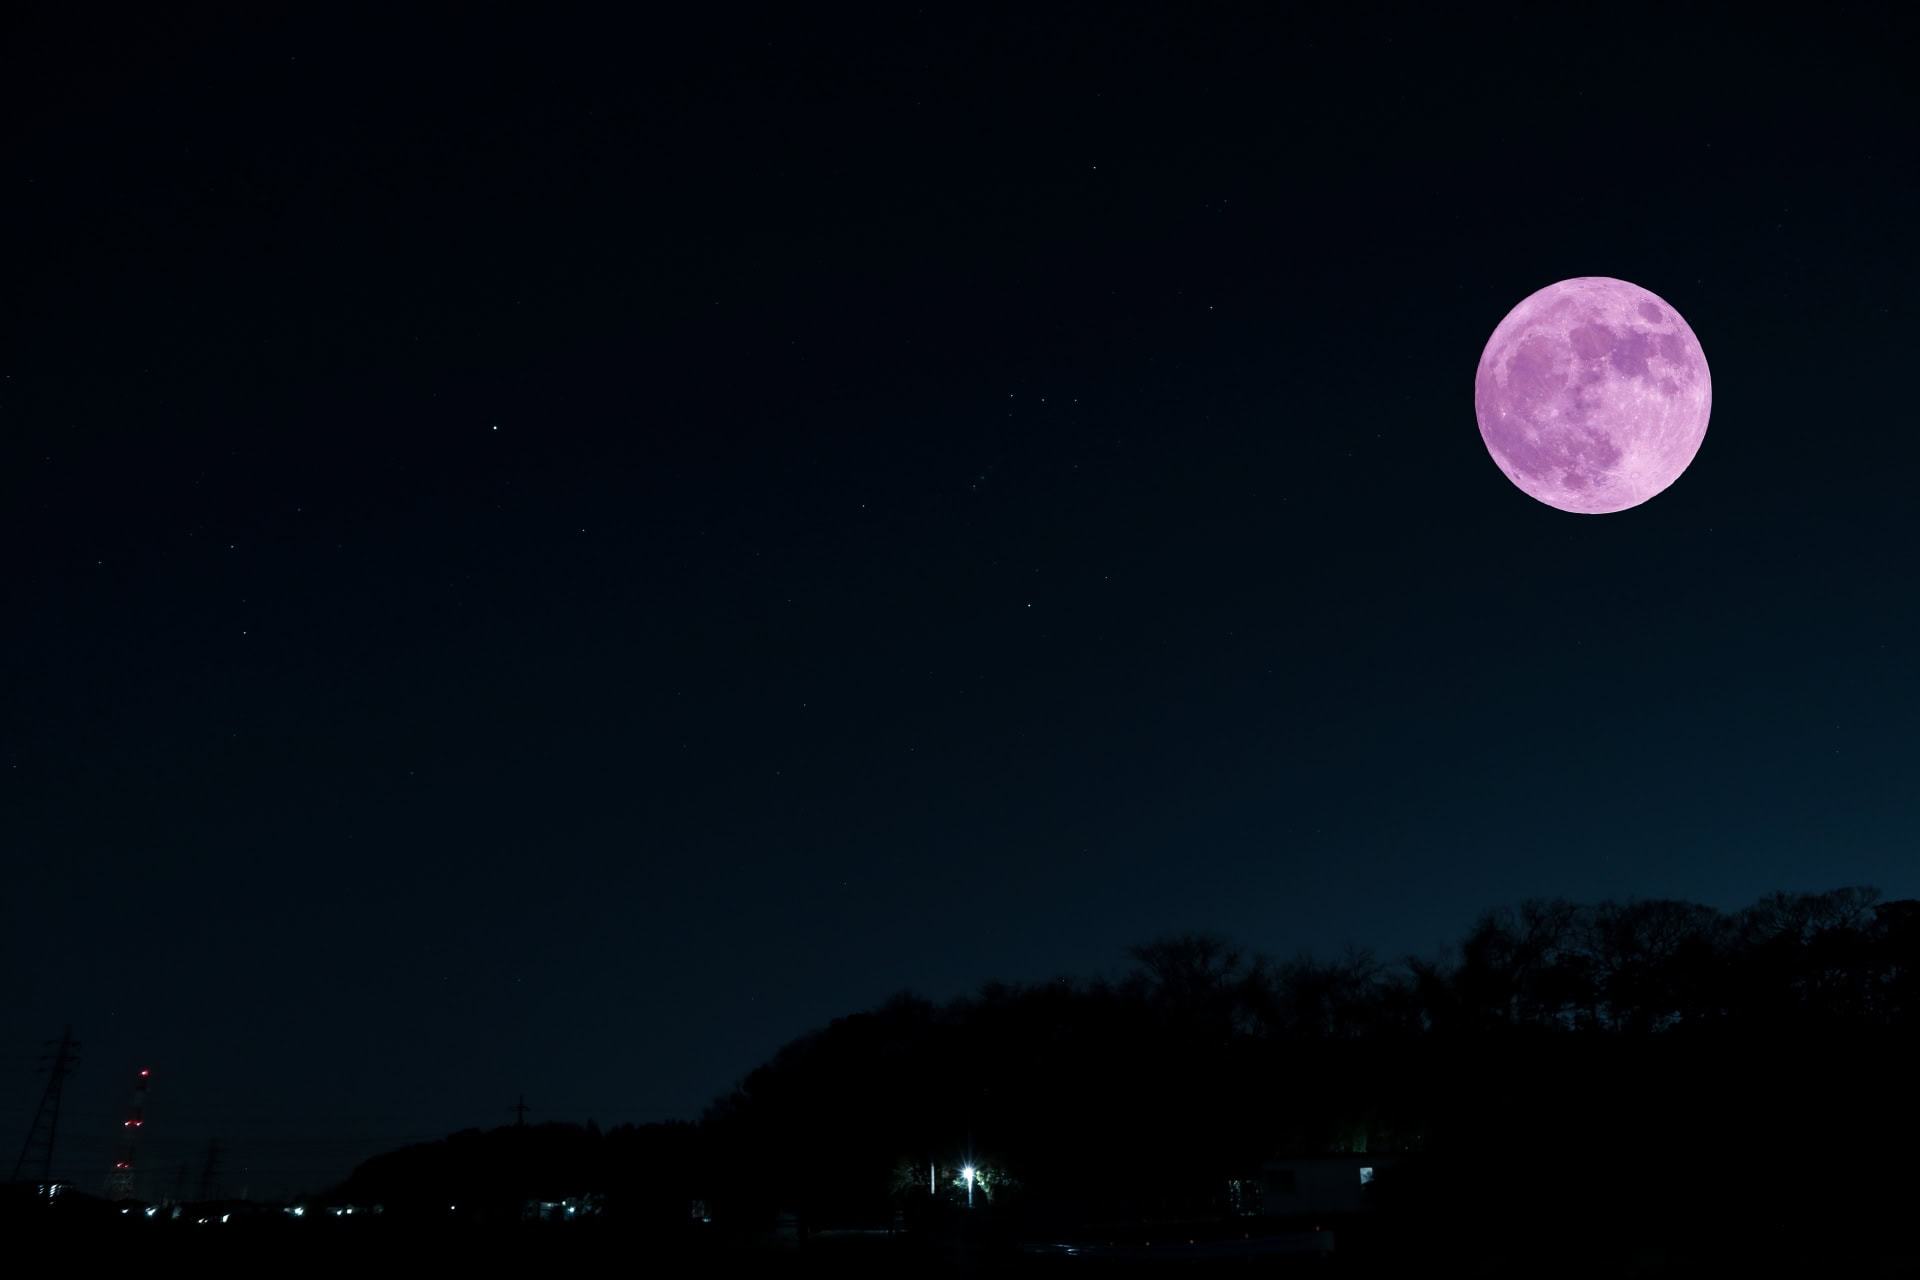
[1474,277,1711,514]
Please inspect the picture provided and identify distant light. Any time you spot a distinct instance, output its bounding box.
[141,1069,150,1076]
[221,1214,230,1223]
[145,1207,158,1217]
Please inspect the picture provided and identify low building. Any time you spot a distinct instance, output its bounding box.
[1260,1153,1398,1220]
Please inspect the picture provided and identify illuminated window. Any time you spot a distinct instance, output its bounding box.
[1359,1167,1374,1185]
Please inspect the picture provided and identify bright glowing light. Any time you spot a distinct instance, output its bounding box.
[963,1166,974,1182]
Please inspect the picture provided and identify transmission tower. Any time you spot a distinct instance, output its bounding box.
[11,1028,80,1187]
[106,1067,151,1200]
[510,1094,532,1126]
[197,1138,223,1202]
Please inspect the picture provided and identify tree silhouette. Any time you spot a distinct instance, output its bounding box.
[321,884,1920,1264]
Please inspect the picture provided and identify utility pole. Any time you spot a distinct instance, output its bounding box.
[198,1138,223,1202]
[507,1095,533,1218]
[11,1027,80,1188]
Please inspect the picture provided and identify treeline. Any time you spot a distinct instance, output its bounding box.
[335,886,1920,1255]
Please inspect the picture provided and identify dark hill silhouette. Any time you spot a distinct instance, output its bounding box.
[314,886,1920,1267]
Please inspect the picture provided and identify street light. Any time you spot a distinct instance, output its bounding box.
[963,1165,974,1209]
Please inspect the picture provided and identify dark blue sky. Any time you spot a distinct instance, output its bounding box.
[3,2,1914,1198]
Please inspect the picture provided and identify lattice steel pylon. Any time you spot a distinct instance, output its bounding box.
[11,1027,81,1186]
[107,1067,151,1200]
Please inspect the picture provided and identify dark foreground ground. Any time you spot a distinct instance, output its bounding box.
[7,1218,1918,1277]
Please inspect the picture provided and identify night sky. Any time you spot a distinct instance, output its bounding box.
[4,3,1915,1198]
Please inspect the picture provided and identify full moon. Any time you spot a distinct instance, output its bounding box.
[1474,277,1711,514]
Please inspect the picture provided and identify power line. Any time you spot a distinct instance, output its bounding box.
[0,1133,441,1153]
